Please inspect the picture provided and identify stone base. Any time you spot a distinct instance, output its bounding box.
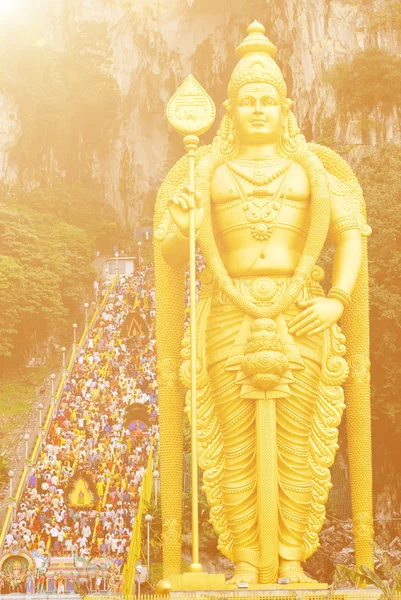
[170,572,227,591]
[226,582,329,590]
[5,592,82,600]
[167,572,328,592]
[168,586,382,599]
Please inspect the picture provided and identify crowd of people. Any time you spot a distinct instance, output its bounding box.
[2,263,158,591]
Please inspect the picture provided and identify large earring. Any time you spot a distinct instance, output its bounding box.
[217,112,239,156]
[287,110,300,138]
[279,110,303,156]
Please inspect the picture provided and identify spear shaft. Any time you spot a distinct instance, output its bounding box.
[166,75,215,576]
[184,134,202,572]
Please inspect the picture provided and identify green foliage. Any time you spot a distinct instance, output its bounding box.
[325,48,401,114]
[336,554,401,598]
[319,143,401,486]
[182,491,217,554]
[0,13,133,370]
[0,180,128,368]
[0,364,56,415]
[0,255,24,357]
[0,199,83,362]
[0,454,8,486]
[0,21,121,174]
[316,116,337,148]
[352,144,401,474]
[140,241,154,265]
[370,0,401,34]
[15,182,123,255]
[355,144,401,410]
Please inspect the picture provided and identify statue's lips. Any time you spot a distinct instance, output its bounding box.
[251,120,268,126]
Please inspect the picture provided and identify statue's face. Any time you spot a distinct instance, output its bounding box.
[232,82,284,144]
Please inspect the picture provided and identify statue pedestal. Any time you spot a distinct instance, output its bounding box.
[170,572,227,590]
[167,588,381,600]
[169,576,328,591]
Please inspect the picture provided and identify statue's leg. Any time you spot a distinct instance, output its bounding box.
[207,307,259,582]
[277,323,323,583]
[209,360,259,582]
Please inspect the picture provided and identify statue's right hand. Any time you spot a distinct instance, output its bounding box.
[167,185,204,237]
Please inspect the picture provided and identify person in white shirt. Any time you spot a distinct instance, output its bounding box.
[82,524,91,539]
[50,525,59,548]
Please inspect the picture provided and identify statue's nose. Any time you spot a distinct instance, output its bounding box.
[254,100,263,113]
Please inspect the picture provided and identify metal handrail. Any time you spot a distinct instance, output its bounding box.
[0,276,117,550]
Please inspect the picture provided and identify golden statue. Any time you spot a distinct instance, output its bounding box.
[154,21,373,586]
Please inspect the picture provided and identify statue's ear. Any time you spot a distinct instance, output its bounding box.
[223,99,232,114]
[282,97,293,115]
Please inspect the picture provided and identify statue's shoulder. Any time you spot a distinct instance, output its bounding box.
[210,161,237,199]
[195,148,216,168]
[325,170,344,196]
[211,161,230,183]
[289,160,310,198]
[291,160,309,182]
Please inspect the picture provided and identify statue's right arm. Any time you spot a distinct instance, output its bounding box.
[161,184,205,269]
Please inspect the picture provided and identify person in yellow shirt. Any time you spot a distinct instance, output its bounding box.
[96,480,105,498]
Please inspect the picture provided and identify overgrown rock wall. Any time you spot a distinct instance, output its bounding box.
[0,0,400,223]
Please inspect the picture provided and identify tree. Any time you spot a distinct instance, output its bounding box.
[354,144,401,486]
[0,255,24,357]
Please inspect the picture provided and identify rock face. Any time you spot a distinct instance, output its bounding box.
[0,93,21,182]
[0,0,400,223]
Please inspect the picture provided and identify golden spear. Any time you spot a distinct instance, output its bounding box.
[166,75,216,573]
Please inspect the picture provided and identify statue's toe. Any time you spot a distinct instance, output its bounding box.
[278,567,316,584]
[227,572,259,584]
[227,563,259,585]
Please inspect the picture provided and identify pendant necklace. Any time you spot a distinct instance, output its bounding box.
[227,159,292,189]
[225,161,294,242]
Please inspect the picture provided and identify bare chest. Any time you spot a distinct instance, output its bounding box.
[211,159,311,237]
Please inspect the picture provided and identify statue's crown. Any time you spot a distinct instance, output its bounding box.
[228,21,286,102]
[236,20,277,59]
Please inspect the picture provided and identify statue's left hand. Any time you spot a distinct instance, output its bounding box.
[288,297,344,337]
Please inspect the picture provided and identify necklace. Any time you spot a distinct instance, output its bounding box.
[226,160,291,187]
[225,162,293,242]
[231,156,287,164]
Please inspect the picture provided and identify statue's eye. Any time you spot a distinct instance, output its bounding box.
[263,97,277,106]
[240,98,251,106]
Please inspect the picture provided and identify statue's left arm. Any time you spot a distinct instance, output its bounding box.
[289,173,363,337]
[327,172,364,295]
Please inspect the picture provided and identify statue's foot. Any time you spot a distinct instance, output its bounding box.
[278,561,316,584]
[228,561,258,584]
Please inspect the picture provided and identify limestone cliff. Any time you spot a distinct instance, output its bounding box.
[0,0,400,223]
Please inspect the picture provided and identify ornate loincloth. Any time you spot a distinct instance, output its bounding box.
[180,268,349,575]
